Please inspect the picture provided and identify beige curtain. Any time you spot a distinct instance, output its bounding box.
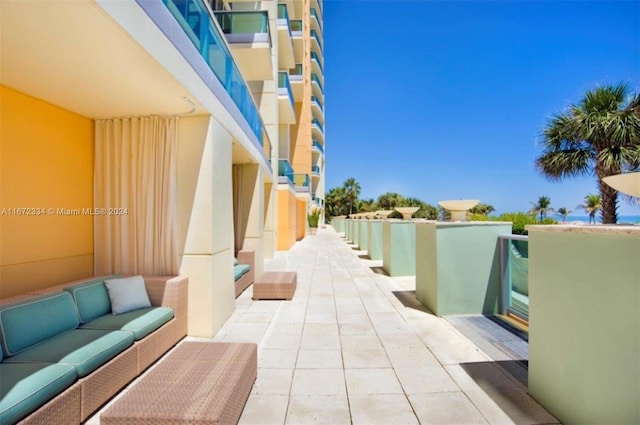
[94,116,179,276]
[232,164,245,254]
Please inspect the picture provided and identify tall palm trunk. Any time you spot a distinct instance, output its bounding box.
[596,163,619,224]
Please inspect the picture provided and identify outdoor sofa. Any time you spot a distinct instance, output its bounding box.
[234,250,255,298]
[0,274,187,424]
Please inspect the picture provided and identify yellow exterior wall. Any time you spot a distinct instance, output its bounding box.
[0,86,94,297]
[276,187,296,250]
[296,199,306,240]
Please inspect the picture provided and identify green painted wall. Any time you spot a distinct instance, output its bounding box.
[352,220,360,247]
[528,228,640,424]
[383,221,416,276]
[358,220,369,252]
[368,221,384,260]
[415,222,511,316]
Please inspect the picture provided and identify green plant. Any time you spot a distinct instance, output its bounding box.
[307,208,321,228]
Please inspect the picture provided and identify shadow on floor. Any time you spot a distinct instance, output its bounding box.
[391,290,435,315]
[357,254,370,260]
[457,361,556,424]
[369,266,389,276]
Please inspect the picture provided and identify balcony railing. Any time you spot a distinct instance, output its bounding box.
[163,0,265,146]
[293,174,310,189]
[310,29,322,51]
[310,8,322,30]
[312,165,321,175]
[290,19,302,34]
[278,159,294,185]
[499,235,529,321]
[311,51,324,73]
[215,11,268,36]
[277,3,292,37]
[312,140,324,154]
[312,118,324,134]
[311,73,324,93]
[278,72,294,109]
[311,95,324,113]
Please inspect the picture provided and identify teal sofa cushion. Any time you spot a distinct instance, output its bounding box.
[234,264,251,281]
[3,329,134,378]
[0,292,79,356]
[0,363,77,425]
[80,307,174,340]
[64,277,119,323]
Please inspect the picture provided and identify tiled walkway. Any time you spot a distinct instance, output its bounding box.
[199,227,558,425]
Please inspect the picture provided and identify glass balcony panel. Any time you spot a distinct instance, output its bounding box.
[291,64,303,75]
[278,159,294,184]
[215,11,268,35]
[312,140,324,154]
[278,71,294,108]
[290,19,303,33]
[293,174,310,187]
[311,95,324,113]
[311,73,323,93]
[277,3,289,20]
[310,8,322,30]
[310,51,324,73]
[163,0,264,146]
[310,29,322,51]
[311,165,321,174]
[500,236,529,321]
[312,118,324,133]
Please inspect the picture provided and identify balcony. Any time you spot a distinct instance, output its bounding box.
[311,73,324,99]
[214,11,272,81]
[277,4,295,70]
[163,0,265,146]
[293,173,310,193]
[312,117,324,141]
[311,95,324,119]
[312,140,324,155]
[310,29,323,57]
[289,63,303,101]
[311,165,321,177]
[310,7,322,34]
[311,51,324,77]
[277,159,294,185]
[499,235,529,322]
[290,19,303,63]
[277,72,296,124]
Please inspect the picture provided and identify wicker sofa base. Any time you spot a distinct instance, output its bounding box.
[253,271,297,300]
[101,341,258,425]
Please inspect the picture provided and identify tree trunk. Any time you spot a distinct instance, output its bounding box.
[596,164,618,224]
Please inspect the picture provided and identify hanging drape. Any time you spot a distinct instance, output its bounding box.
[94,116,179,276]
[232,164,245,254]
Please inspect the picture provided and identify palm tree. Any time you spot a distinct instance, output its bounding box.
[536,83,640,224]
[377,192,404,210]
[469,203,495,216]
[325,187,347,217]
[579,194,602,224]
[556,207,572,223]
[343,178,361,215]
[529,196,553,221]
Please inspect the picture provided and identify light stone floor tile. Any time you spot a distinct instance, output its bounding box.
[378,332,426,349]
[285,395,351,425]
[385,347,441,369]
[252,369,294,395]
[395,367,460,394]
[238,395,289,425]
[349,394,419,425]
[342,348,391,369]
[345,368,403,395]
[304,312,337,324]
[338,322,376,336]
[428,341,493,365]
[465,387,560,425]
[270,323,304,335]
[445,364,522,393]
[409,392,489,424]
[258,349,298,369]
[262,333,302,350]
[299,332,341,350]
[296,349,343,369]
[290,369,347,396]
[341,334,383,350]
[301,323,340,336]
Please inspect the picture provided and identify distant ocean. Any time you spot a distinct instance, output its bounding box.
[560,215,640,224]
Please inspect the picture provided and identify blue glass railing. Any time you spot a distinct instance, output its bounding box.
[311,52,324,73]
[311,74,324,93]
[290,19,302,33]
[278,72,294,108]
[293,173,310,188]
[312,118,324,133]
[215,11,268,35]
[277,4,292,37]
[311,165,321,174]
[311,95,324,113]
[310,29,322,51]
[278,159,294,184]
[163,0,264,146]
[312,140,324,154]
[499,235,529,321]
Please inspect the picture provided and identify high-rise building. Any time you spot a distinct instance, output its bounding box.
[0,0,325,337]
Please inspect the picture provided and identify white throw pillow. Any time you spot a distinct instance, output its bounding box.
[104,275,151,315]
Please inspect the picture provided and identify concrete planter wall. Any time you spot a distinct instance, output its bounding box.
[415,221,511,316]
[382,221,416,276]
[352,220,360,247]
[368,220,384,260]
[358,220,369,252]
[528,226,640,424]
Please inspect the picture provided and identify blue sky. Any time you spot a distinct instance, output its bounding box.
[323,0,640,216]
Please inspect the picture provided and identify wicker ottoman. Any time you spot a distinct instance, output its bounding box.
[252,271,297,300]
[101,342,257,425]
